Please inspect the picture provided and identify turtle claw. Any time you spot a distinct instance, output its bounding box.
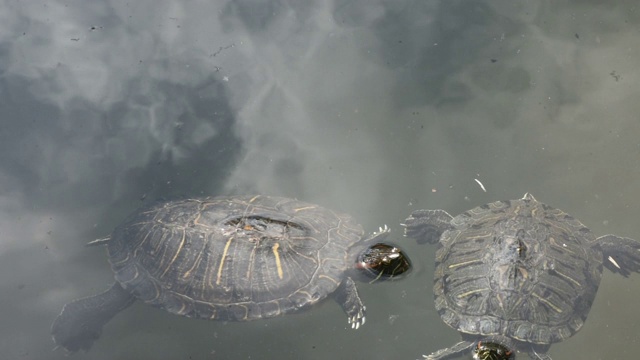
[365,225,391,243]
[349,309,365,329]
[338,278,366,330]
[347,306,365,329]
[374,224,390,235]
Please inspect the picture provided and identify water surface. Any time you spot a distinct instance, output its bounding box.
[1,1,640,359]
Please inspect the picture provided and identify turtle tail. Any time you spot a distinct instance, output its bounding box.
[51,282,135,353]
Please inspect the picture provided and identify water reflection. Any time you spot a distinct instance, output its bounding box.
[1,0,639,359]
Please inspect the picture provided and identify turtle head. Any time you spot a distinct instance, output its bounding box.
[473,339,515,360]
[355,243,411,282]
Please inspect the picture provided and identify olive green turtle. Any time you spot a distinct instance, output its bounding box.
[404,193,640,359]
[52,195,411,352]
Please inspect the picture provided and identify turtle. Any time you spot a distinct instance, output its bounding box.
[52,195,411,353]
[402,193,640,360]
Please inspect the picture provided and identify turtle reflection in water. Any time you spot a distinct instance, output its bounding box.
[52,195,411,353]
[404,193,640,359]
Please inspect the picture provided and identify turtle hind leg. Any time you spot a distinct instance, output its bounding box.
[595,235,640,277]
[333,277,365,329]
[403,209,453,244]
[422,340,474,360]
[51,282,135,353]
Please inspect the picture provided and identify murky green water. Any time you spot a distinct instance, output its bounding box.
[1,1,640,359]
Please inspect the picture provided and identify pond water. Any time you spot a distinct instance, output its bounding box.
[1,1,640,359]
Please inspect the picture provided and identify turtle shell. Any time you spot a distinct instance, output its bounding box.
[434,195,603,345]
[107,195,364,321]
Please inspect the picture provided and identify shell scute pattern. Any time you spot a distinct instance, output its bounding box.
[404,193,640,359]
[107,195,363,321]
[435,197,602,344]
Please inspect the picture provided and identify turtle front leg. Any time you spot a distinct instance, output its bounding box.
[422,340,475,360]
[595,235,640,277]
[333,277,366,329]
[403,209,453,244]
